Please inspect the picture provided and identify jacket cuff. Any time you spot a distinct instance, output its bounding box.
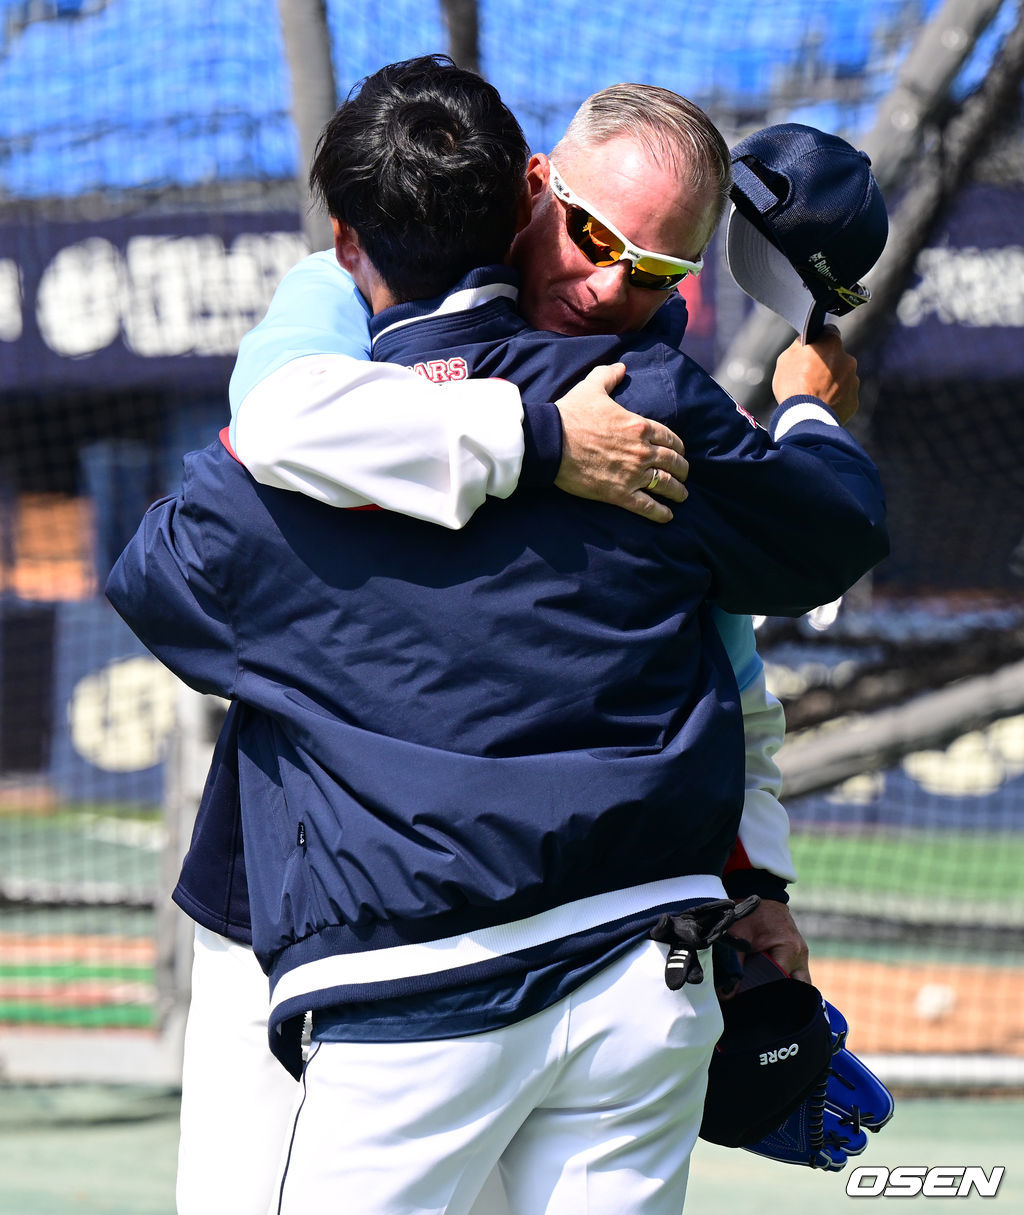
[769,395,839,440]
[723,867,790,904]
[520,402,564,487]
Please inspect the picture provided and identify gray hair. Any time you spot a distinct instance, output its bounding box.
[552,83,732,234]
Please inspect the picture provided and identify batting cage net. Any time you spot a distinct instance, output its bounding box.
[0,0,1022,1098]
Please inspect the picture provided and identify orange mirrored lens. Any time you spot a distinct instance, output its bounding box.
[564,203,687,290]
[568,207,625,266]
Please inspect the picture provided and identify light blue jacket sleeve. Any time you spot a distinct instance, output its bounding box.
[228,250,371,427]
[711,606,762,692]
[225,251,528,527]
[712,607,796,884]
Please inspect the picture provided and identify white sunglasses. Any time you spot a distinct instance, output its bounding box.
[548,162,704,291]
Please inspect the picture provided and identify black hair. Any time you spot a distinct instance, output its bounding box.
[309,55,529,302]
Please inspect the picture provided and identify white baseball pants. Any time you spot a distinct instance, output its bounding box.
[176,925,510,1215]
[274,938,722,1215]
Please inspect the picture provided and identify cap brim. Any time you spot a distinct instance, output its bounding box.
[726,206,827,343]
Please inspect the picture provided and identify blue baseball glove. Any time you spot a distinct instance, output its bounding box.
[823,1000,895,1133]
[716,953,894,1171]
[742,999,883,1170]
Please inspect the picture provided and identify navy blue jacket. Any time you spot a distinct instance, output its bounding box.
[107,268,887,1074]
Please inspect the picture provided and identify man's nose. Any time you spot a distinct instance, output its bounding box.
[584,261,633,307]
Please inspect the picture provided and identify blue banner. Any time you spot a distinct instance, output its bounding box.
[871,182,1024,382]
[49,599,181,805]
[0,212,307,393]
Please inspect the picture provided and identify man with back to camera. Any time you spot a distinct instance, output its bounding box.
[163,80,869,1215]
[216,79,846,990]
[176,62,882,1215]
[108,57,884,1215]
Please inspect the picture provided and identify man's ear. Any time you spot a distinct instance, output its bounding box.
[332,218,362,273]
[524,153,549,206]
[513,181,533,235]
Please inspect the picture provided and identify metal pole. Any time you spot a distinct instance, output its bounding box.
[714,0,1009,415]
[276,0,338,253]
[441,0,482,75]
[844,1,1024,359]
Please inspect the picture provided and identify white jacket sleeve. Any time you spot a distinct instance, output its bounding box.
[229,251,527,529]
[736,667,796,883]
[712,608,796,884]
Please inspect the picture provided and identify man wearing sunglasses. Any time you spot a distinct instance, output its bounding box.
[550,160,703,290]
[110,57,886,1215]
[514,157,707,336]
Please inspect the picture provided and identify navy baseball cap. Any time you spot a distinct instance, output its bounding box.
[700,972,835,1148]
[726,123,888,342]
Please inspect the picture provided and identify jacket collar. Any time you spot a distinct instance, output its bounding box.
[370,266,519,348]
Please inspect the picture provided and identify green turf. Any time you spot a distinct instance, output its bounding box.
[0,963,152,980]
[790,828,1024,902]
[0,803,162,822]
[0,1004,155,1027]
[0,962,152,981]
[0,809,162,887]
[0,907,155,937]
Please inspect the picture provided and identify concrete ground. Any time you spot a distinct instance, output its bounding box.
[0,1090,1020,1214]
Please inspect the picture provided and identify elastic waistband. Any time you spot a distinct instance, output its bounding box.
[269,873,726,1013]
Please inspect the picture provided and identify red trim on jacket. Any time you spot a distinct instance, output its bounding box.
[722,838,753,875]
